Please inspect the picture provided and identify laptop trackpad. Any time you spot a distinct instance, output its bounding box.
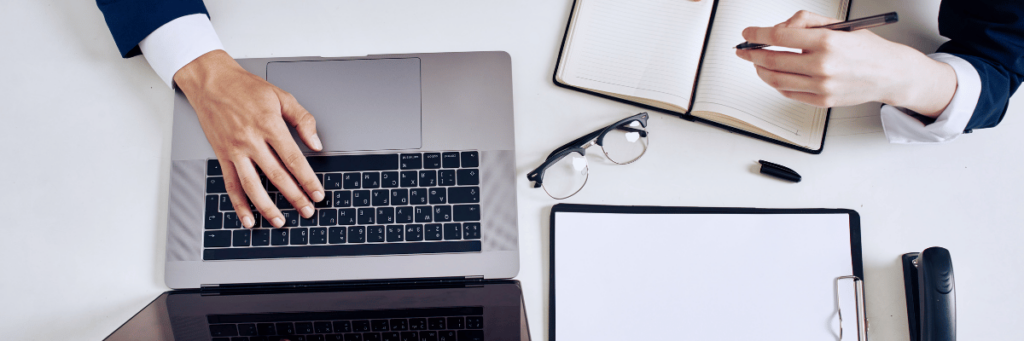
[267,58,422,152]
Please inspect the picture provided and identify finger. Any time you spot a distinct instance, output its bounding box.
[220,160,257,228]
[268,113,325,205]
[741,26,828,50]
[781,10,842,28]
[234,157,286,228]
[278,91,323,152]
[779,90,832,108]
[255,145,317,220]
[753,65,820,93]
[738,49,813,75]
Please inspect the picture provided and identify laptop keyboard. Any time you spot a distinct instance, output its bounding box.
[207,307,484,341]
[202,152,483,261]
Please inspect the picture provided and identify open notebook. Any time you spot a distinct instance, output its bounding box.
[554,0,851,153]
[550,204,866,340]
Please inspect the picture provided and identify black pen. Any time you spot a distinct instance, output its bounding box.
[735,12,898,50]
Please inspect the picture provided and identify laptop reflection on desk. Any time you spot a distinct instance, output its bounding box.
[105,279,528,341]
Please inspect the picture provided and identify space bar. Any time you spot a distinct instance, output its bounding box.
[203,241,481,261]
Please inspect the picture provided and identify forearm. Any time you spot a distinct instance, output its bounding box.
[880,45,958,118]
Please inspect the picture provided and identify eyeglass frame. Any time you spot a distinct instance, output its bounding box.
[526,112,650,197]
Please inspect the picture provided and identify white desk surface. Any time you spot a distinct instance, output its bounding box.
[1,1,1021,340]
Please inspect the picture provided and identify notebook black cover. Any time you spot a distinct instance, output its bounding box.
[552,0,853,154]
[547,203,864,341]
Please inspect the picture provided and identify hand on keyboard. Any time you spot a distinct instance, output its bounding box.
[175,50,325,228]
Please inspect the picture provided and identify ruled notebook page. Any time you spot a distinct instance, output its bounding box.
[558,0,714,111]
[691,0,847,150]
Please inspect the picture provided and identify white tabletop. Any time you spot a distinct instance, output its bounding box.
[2,1,1021,340]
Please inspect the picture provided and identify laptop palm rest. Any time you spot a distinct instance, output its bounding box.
[267,58,422,152]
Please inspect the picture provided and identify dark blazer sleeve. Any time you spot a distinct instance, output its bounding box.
[936,0,1024,132]
[95,0,209,58]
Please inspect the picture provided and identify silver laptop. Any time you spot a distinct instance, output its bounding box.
[165,51,519,289]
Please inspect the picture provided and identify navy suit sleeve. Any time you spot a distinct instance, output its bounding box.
[936,0,1024,132]
[95,0,209,58]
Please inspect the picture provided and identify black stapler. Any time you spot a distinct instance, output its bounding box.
[902,247,956,341]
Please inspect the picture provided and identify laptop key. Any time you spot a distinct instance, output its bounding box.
[367,225,385,243]
[382,332,400,341]
[315,322,333,334]
[419,331,437,341]
[207,177,226,193]
[324,173,343,190]
[381,171,399,188]
[438,331,456,341]
[400,153,422,169]
[295,322,314,334]
[456,169,479,186]
[457,330,483,341]
[405,225,423,241]
[276,193,293,209]
[395,206,413,223]
[220,194,234,211]
[424,224,443,240]
[300,212,318,226]
[419,170,437,187]
[463,223,481,239]
[338,208,356,225]
[400,171,417,187]
[358,208,375,225]
[401,332,418,341]
[391,189,408,205]
[353,190,370,207]
[348,226,366,243]
[206,195,220,214]
[465,316,483,329]
[333,321,352,333]
[271,229,289,245]
[232,229,251,246]
[224,212,242,228]
[441,152,460,168]
[362,172,381,188]
[310,227,327,244]
[371,320,390,331]
[377,207,395,224]
[204,230,231,247]
[414,206,433,223]
[443,223,462,240]
[389,319,408,331]
[277,322,295,335]
[372,190,390,206]
[447,187,480,204]
[207,159,223,176]
[210,324,238,337]
[427,318,445,330]
[353,321,371,332]
[334,190,352,207]
[328,226,347,244]
[206,212,223,229]
[409,188,428,205]
[290,228,309,245]
[423,153,441,169]
[343,172,361,189]
[281,210,300,227]
[409,318,427,330]
[386,225,404,242]
[319,209,338,226]
[438,170,455,186]
[433,206,452,222]
[446,317,464,329]
[460,151,479,167]
[315,191,333,208]
[257,323,276,335]
[428,188,446,204]
[252,229,271,246]
[453,205,481,222]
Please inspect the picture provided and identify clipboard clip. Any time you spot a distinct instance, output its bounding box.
[835,275,868,341]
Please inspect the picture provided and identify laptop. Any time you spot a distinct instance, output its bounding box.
[105,279,530,341]
[164,51,519,289]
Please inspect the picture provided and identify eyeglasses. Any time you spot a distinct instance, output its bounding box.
[527,112,650,199]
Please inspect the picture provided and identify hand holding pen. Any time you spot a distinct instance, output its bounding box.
[733,11,958,118]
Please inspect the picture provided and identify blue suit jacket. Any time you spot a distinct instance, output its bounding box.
[95,0,208,58]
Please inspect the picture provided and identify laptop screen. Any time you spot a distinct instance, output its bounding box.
[105,280,527,341]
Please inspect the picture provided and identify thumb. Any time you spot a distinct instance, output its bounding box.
[277,90,323,151]
[780,10,841,28]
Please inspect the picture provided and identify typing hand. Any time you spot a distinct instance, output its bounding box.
[734,10,956,117]
[174,50,325,228]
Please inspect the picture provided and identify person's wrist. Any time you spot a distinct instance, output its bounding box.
[173,49,239,93]
[878,46,956,118]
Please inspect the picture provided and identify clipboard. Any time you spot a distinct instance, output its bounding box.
[549,204,867,340]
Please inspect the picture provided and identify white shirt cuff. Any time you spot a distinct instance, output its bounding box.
[138,14,225,88]
[880,53,982,144]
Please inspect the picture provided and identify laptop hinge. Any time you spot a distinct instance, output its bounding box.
[198,276,486,295]
[464,275,485,287]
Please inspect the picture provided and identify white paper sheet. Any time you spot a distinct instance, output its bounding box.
[553,211,861,340]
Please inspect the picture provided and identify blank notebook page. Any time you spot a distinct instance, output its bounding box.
[559,0,714,110]
[553,212,861,340]
[691,0,846,149]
